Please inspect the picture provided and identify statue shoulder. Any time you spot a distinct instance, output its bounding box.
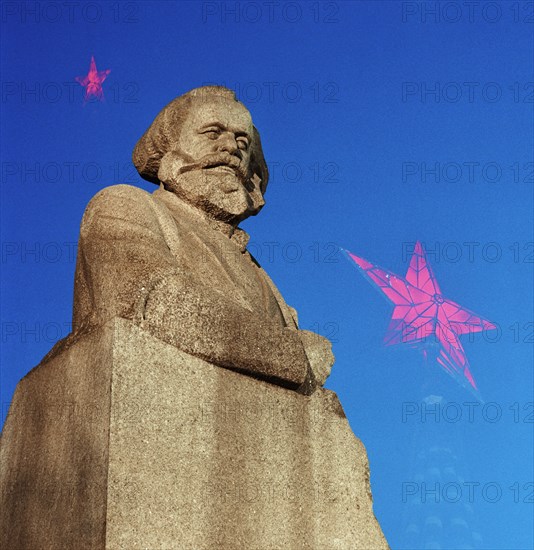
[86,183,152,210]
[83,184,156,220]
[80,184,162,236]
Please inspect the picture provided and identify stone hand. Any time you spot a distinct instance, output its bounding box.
[298,330,335,387]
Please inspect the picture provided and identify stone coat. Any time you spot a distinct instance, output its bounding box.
[65,183,320,390]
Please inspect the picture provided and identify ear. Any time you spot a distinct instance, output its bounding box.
[248,173,266,213]
[251,126,269,194]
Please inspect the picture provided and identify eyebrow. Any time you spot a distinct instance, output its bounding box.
[199,121,250,137]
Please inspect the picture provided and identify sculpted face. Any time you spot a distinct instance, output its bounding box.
[157,96,265,224]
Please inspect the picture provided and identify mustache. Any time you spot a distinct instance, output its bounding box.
[176,152,249,183]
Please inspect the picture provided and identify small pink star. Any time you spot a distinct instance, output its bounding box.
[75,56,111,103]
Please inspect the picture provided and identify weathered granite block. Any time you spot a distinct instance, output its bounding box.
[0,318,389,549]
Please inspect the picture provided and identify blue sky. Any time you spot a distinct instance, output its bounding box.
[1,1,532,548]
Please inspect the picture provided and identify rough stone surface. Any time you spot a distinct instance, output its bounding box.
[1,86,389,548]
[0,324,113,549]
[40,85,334,396]
[0,318,389,549]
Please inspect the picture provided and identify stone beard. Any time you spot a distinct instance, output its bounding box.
[46,86,334,394]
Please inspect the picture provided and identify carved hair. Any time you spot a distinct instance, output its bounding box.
[132,86,269,194]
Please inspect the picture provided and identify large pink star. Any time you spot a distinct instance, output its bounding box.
[75,56,110,103]
[345,241,496,396]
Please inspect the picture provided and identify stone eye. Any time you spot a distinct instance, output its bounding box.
[204,130,220,140]
[237,137,249,150]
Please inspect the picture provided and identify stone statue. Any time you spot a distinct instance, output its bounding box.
[1,85,389,550]
[69,85,334,394]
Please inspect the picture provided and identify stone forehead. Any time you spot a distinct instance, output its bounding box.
[182,97,253,131]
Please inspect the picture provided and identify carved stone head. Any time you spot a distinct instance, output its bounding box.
[133,86,269,224]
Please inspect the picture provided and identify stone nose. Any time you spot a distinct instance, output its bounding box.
[218,132,239,156]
